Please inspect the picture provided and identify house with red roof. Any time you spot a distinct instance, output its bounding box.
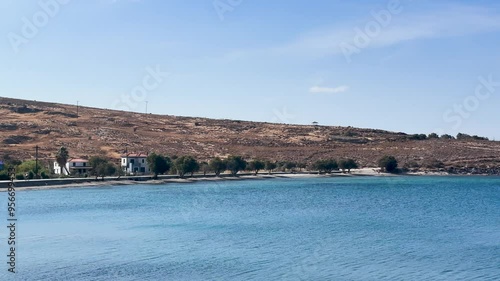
[54,158,92,176]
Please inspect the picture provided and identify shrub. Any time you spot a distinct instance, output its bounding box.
[16,174,25,180]
[41,171,50,179]
[409,134,427,140]
[0,172,10,180]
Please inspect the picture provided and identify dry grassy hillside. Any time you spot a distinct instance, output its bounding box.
[1,97,499,172]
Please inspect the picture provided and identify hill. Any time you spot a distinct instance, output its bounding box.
[1,97,499,173]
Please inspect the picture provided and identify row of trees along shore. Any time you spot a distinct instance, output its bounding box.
[144,154,363,179]
[0,146,379,180]
[6,145,475,180]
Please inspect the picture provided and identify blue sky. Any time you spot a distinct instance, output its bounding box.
[1,0,500,139]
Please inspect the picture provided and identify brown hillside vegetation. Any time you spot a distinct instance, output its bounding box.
[1,97,499,171]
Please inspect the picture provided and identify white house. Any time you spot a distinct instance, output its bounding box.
[54,158,92,176]
[121,153,150,174]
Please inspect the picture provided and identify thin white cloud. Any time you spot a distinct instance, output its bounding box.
[220,4,500,60]
[310,85,350,94]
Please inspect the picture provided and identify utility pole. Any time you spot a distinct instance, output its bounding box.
[145,101,148,114]
[35,145,39,178]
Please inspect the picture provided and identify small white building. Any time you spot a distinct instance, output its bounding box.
[121,153,150,174]
[54,158,91,176]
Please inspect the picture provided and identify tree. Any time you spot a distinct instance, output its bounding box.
[105,163,117,178]
[248,160,265,175]
[89,156,117,180]
[147,153,171,179]
[378,156,398,173]
[297,162,307,171]
[225,155,247,176]
[428,133,439,139]
[311,160,326,173]
[324,159,338,173]
[264,161,277,174]
[200,161,210,176]
[175,156,199,177]
[284,161,297,172]
[56,146,70,175]
[312,159,338,173]
[440,134,454,139]
[339,159,358,173]
[209,157,226,176]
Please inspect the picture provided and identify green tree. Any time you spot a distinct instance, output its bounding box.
[248,160,265,175]
[324,159,338,173]
[284,161,297,172]
[378,156,398,173]
[264,161,277,174]
[56,146,70,175]
[297,162,307,171]
[225,155,247,176]
[428,133,439,139]
[311,160,325,173]
[175,156,199,177]
[147,153,171,179]
[312,159,338,173]
[200,161,210,176]
[339,159,358,173]
[209,157,226,176]
[89,156,117,180]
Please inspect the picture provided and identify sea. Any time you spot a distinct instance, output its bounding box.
[2,176,499,280]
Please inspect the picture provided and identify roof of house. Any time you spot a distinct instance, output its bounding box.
[121,153,148,158]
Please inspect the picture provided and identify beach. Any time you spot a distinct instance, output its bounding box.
[1,168,395,191]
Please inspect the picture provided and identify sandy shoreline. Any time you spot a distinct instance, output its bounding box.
[3,168,395,192]
[2,168,491,192]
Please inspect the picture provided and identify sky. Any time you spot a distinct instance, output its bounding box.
[1,0,500,139]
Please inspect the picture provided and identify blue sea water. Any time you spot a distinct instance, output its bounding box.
[2,176,500,280]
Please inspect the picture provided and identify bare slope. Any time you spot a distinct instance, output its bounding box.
[1,97,499,170]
